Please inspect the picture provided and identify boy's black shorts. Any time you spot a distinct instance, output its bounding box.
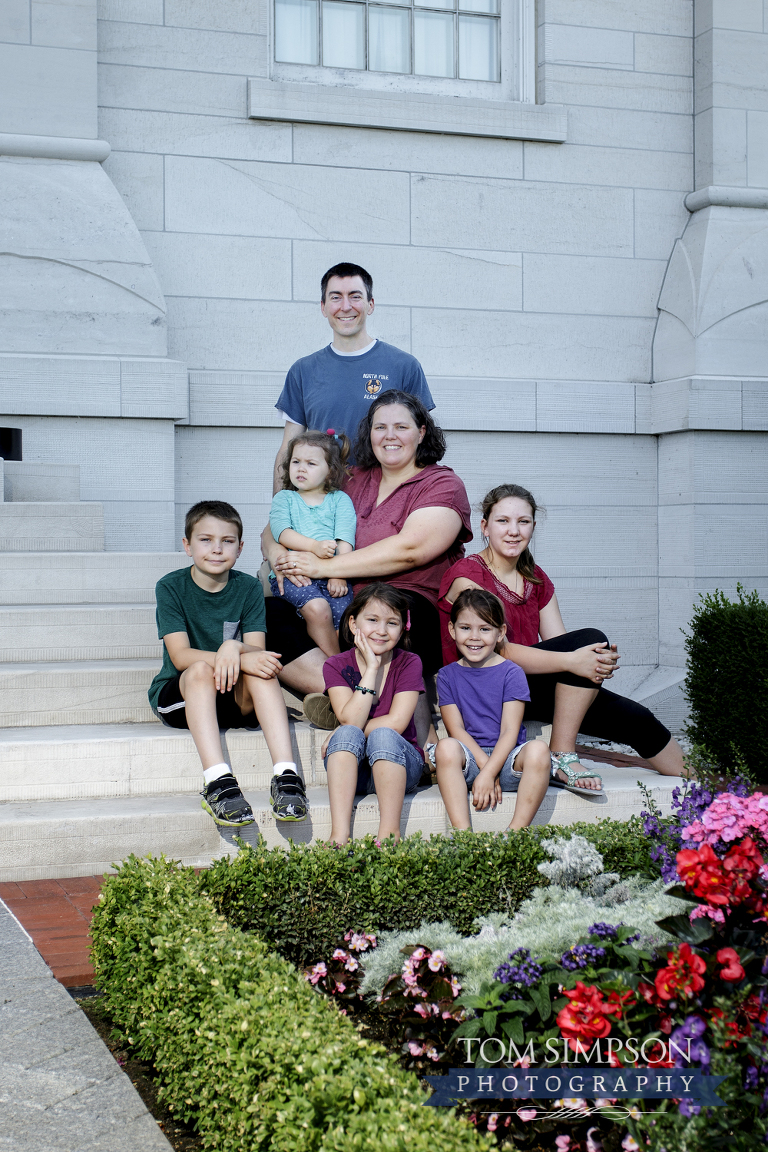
[155,672,260,731]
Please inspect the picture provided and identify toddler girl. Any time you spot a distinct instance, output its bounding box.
[270,429,356,656]
[322,583,425,844]
[433,588,555,832]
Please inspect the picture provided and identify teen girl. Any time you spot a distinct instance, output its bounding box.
[322,583,425,844]
[434,589,555,832]
[438,483,687,781]
[269,429,356,656]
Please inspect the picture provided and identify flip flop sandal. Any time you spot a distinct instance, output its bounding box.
[550,751,603,797]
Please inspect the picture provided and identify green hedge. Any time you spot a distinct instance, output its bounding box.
[201,820,654,967]
[90,855,491,1152]
[684,585,768,781]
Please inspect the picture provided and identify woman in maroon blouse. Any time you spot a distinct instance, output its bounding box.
[264,391,472,733]
[438,483,687,781]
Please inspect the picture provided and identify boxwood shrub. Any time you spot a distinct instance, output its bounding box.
[685,584,768,781]
[201,819,654,967]
[90,854,490,1152]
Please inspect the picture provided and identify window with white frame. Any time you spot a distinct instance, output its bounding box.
[275,0,501,82]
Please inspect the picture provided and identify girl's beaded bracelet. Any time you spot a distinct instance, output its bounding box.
[353,684,377,696]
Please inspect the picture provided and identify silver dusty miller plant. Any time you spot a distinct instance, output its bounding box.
[537,833,620,894]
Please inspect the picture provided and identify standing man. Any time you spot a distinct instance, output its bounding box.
[273,262,434,491]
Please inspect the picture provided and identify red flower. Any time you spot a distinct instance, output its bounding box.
[604,989,635,1020]
[644,1040,675,1068]
[717,947,746,983]
[654,943,706,1001]
[677,837,765,912]
[557,982,614,1052]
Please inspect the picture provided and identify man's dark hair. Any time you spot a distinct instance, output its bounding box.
[321,263,373,302]
[353,390,446,470]
[184,500,243,541]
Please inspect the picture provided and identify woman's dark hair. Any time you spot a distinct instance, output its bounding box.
[450,587,506,631]
[480,483,543,586]
[279,429,351,493]
[353,390,446,470]
[339,582,411,651]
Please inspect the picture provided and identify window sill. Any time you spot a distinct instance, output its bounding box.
[247,78,566,142]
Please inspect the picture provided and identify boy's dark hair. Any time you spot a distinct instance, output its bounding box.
[353,390,446,470]
[321,262,373,302]
[339,582,411,651]
[450,587,506,631]
[184,500,243,541]
[279,429,351,493]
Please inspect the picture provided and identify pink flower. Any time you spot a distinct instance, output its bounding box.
[348,932,373,952]
[335,981,346,992]
[427,950,447,972]
[403,972,419,986]
[332,949,348,961]
[424,1044,440,1061]
[487,1114,499,1132]
[586,1127,603,1152]
[344,956,359,972]
[690,904,726,924]
[410,947,428,963]
[622,1137,639,1152]
[514,1055,532,1068]
[408,1041,424,1056]
[306,962,327,985]
[555,1137,571,1151]
[518,1108,537,1122]
[414,1003,428,1018]
[450,976,462,997]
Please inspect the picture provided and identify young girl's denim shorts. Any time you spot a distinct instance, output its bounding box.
[427,741,531,792]
[325,724,425,796]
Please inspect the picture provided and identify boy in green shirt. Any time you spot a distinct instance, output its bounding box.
[149,500,308,825]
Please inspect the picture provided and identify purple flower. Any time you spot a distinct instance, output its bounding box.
[746,1065,759,1091]
[589,922,620,940]
[678,1100,701,1118]
[494,948,544,998]
[560,944,606,971]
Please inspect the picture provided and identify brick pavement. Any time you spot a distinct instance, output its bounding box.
[0,875,102,987]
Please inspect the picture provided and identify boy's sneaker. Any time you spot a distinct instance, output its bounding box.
[270,770,308,821]
[200,773,254,826]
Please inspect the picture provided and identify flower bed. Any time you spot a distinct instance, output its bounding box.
[89,854,489,1152]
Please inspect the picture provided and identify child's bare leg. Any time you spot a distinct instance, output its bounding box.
[238,673,293,763]
[507,742,553,830]
[647,736,688,777]
[370,759,407,841]
[300,598,340,657]
[179,661,226,769]
[327,751,359,844]
[435,739,471,830]
[550,682,598,753]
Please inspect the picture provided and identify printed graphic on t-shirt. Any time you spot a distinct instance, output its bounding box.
[223,620,242,642]
[363,372,389,399]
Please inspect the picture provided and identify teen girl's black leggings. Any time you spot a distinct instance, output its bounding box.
[524,628,671,760]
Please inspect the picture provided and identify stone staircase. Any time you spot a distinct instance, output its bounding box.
[0,459,677,881]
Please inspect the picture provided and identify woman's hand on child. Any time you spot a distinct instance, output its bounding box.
[313,539,338,559]
[214,640,242,692]
[567,642,620,684]
[327,578,348,598]
[240,649,284,680]
[276,550,323,580]
[471,767,501,811]
[272,549,312,591]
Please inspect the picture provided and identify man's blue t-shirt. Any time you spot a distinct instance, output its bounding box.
[275,341,435,449]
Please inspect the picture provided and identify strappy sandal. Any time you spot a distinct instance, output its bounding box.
[550,752,603,797]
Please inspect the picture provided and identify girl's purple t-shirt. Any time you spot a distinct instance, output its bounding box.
[323,647,425,754]
[436,659,530,748]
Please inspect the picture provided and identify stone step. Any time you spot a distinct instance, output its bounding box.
[0,603,160,662]
[0,660,306,729]
[0,763,676,882]
[0,551,187,604]
[2,460,80,502]
[0,721,318,803]
[0,660,161,728]
[0,502,104,551]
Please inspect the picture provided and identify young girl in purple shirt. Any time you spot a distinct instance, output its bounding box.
[322,583,425,844]
[433,588,558,832]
